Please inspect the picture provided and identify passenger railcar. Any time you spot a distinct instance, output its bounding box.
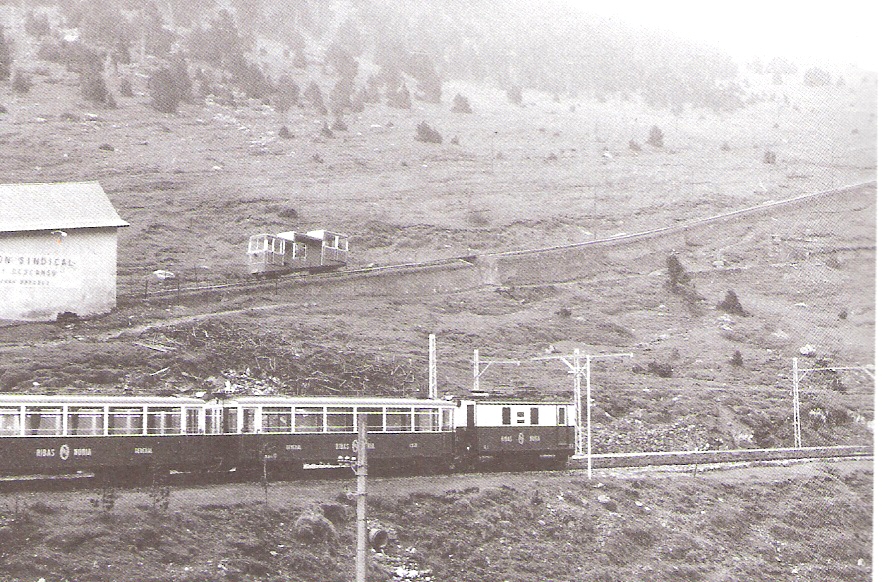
[0,394,575,480]
[0,395,214,478]
[218,396,456,474]
[0,394,457,478]
[247,229,348,276]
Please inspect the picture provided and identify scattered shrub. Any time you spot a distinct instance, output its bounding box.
[718,290,748,316]
[666,254,690,290]
[148,66,188,113]
[303,80,327,115]
[293,510,337,542]
[721,141,731,151]
[763,150,777,164]
[0,27,12,81]
[506,85,523,105]
[730,350,744,366]
[331,116,348,132]
[278,125,294,139]
[81,70,115,106]
[415,121,442,144]
[628,139,642,152]
[647,125,664,148]
[387,82,412,109]
[24,11,52,37]
[804,67,831,87]
[11,70,32,94]
[275,73,299,113]
[647,361,673,378]
[451,93,473,113]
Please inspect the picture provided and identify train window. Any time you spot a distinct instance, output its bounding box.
[357,407,383,432]
[205,408,223,434]
[414,408,438,432]
[68,407,105,436]
[25,407,63,436]
[242,408,257,433]
[108,407,144,436]
[557,407,566,426]
[502,407,511,425]
[0,409,21,436]
[262,407,292,433]
[147,407,182,435]
[530,407,539,425]
[223,408,238,434]
[185,408,200,434]
[385,407,412,432]
[294,407,323,432]
[442,409,453,431]
[326,407,354,432]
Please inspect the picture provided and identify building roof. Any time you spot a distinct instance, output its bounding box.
[0,181,129,233]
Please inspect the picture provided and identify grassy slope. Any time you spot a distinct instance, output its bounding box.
[0,461,873,581]
[0,8,876,451]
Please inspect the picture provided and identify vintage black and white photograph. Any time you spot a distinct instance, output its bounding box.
[0,0,875,580]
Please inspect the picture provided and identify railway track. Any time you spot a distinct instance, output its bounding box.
[121,180,875,303]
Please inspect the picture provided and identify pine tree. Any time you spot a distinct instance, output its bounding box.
[0,28,12,82]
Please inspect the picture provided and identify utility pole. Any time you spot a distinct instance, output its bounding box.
[340,413,368,582]
[473,349,520,394]
[791,358,874,448]
[428,334,437,399]
[355,413,367,582]
[533,350,632,479]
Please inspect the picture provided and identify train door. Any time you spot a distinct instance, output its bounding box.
[556,406,570,447]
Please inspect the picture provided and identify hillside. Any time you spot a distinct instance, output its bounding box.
[0,0,876,454]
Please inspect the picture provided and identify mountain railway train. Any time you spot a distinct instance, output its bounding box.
[0,394,575,481]
[247,229,349,276]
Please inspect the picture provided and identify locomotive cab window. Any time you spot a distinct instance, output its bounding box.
[0,408,21,436]
[530,407,539,425]
[502,407,511,425]
[557,407,566,425]
[26,407,63,436]
[68,407,105,436]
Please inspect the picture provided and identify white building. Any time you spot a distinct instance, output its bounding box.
[0,182,129,321]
